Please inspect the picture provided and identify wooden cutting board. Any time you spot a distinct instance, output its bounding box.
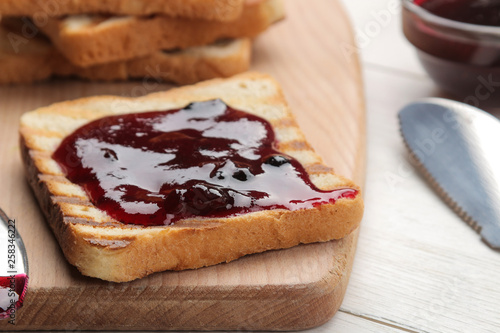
[0,0,365,330]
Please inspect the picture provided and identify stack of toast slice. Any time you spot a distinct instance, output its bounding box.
[0,0,284,84]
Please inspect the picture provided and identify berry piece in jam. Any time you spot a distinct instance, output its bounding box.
[265,155,291,167]
[52,99,357,226]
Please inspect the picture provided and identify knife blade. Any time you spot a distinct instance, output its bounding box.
[0,208,28,321]
[399,98,500,249]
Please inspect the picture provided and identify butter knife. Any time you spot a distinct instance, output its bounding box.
[0,208,28,321]
[399,98,500,249]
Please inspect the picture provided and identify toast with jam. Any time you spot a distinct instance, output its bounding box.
[0,20,251,84]
[0,0,247,21]
[19,72,364,282]
[35,0,284,67]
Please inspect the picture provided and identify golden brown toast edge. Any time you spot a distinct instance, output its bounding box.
[19,72,364,282]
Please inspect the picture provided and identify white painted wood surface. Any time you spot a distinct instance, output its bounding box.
[2,0,500,331]
[306,1,500,332]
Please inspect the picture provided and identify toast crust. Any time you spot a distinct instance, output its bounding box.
[37,0,284,67]
[0,24,252,85]
[20,72,364,282]
[0,0,247,21]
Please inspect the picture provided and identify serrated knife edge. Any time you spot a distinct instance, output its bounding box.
[398,117,490,246]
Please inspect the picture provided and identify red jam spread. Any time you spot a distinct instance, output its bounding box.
[0,274,28,319]
[416,0,500,26]
[52,100,357,226]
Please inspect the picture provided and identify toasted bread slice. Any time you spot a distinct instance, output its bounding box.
[19,72,364,282]
[0,20,251,84]
[0,0,247,21]
[34,0,284,67]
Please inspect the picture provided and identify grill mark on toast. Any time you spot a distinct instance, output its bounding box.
[52,197,92,206]
[64,217,139,228]
[279,140,311,151]
[272,118,296,128]
[39,174,74,183]
[306,164,335,174]
[84,237,133,249]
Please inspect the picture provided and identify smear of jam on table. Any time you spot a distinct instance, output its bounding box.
[53,100,357,226]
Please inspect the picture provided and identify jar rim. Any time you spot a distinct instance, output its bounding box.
[402,0,500,36]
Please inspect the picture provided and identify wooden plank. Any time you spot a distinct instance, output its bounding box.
[107,312,406,333]
[0,0,366,330]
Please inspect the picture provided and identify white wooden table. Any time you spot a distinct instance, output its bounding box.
[310,1,500,332]
[2,1,499,332]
